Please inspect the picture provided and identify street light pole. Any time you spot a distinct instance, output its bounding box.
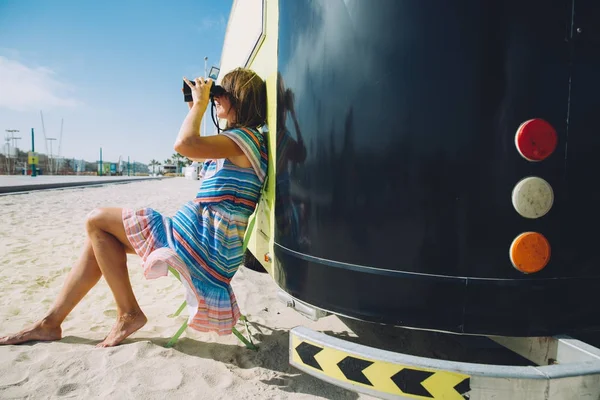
[203,56,208,137]
[46,138,57,174]
[6,129,21,150]
[31,128,37,177]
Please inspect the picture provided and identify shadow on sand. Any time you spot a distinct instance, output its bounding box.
[33,314,556,399]
[57,322,360,400]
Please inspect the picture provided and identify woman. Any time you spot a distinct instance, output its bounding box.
[0,68,268,348]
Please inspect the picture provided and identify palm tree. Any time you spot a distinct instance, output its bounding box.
[172,153,184,176]
[148,159,159,175]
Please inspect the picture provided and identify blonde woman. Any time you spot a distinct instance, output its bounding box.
[1,68,267,347]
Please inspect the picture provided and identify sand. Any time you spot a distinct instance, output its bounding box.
[0,178,373,400]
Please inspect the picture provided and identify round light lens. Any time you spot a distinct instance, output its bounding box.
[509,232,551,274]
[512,177,554,219]
[515,119,558,161]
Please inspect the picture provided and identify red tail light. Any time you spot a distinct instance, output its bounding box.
[515,119,558,162]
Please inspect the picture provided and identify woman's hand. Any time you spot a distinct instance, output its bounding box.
[183,76,212,107]
[176,78,212,150]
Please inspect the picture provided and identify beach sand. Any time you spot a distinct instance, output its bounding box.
[0,178,373,400]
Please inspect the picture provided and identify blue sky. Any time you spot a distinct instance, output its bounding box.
[0,0,232,165]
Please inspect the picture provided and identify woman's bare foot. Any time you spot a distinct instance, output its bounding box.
[0,320,62,345]
[96,311,147,348]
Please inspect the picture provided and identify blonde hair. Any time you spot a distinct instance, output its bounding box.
[220,68,267,129]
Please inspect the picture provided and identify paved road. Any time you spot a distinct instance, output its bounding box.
[0,175,165,194]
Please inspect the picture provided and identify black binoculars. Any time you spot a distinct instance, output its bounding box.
[183,79,226,102]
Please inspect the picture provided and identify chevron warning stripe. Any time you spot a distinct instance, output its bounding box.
[291,335,470,400]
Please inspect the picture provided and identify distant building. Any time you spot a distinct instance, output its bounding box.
[161,164,177,174]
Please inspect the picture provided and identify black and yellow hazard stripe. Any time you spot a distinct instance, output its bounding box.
[291,335,470,400]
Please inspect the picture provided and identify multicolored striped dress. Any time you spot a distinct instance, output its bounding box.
[122,127,267,335]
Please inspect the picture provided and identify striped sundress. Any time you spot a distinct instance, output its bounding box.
[122,127,267,335]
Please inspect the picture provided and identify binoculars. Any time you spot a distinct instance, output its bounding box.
[183,79,227,102]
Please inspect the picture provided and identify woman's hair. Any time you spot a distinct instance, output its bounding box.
[220,68,267,130]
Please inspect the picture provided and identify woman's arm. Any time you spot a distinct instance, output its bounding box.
[174,135,246,160]
[174,77,246,161]
[174,103,246,159]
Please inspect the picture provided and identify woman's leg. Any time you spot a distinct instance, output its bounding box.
[85,207,147,347]
[0,238,103,345]
[1,207,146,347]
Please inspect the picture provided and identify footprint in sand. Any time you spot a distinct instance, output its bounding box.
[203,369,231,389]
[1,374,29,387]
[14,353,31,363]
[90,325,105,332]
[103,309,117,318]
[8,306,21,316]
[34,277,49,288]
[215,374,234,389]
[56,383,79,397]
